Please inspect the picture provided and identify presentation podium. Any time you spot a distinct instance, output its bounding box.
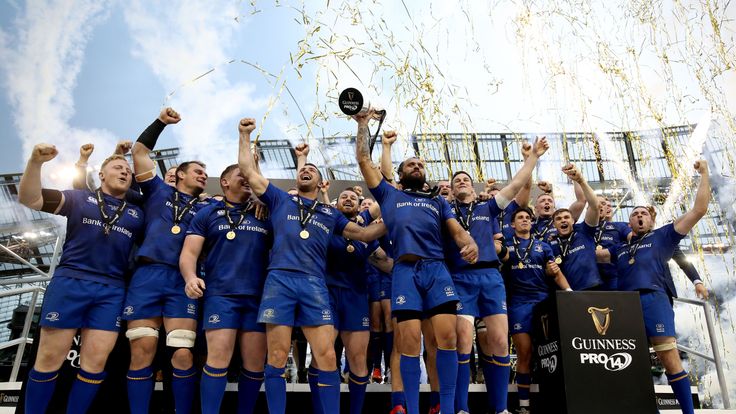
[532,291,657,414]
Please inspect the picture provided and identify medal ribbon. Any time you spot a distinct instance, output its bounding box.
[558,232,576,259]
[225,201,252,233]
[534,218,553,240]
[452,201,476,231]
[172,192,199,226]
[513,236,534,265]
[95,189,128,236]
[594,220,608,245]
[295,196,320,231]
[627,231,651,262]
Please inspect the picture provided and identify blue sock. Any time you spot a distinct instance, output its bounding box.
[436,348,458,414]
[66,369,106,414]
[429,390,440,407]
[200,365,228,414]
[391,391,406,409]
[238,369,264,414]
[667,370,695,414]
[348,371,369,414]
[127,366,154,414]
[480,354,496,410]
[399,355,421,414]
[490,355,511,413]
[384,332,394,370]
[455,353,471,413]
[318,369,341,414]
[264,364,286,414]
[307,366,323,414]
[25,368,58,414]
[172,366,197,414]
[516,372,531,407]
[369,332,383,371]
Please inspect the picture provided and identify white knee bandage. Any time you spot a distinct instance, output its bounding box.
[652,342,677,352]
[125,327,159,341]
[459,314,475,326]
[166,329,196,348]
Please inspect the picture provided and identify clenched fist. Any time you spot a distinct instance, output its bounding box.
[295,143,310,158]
[159,107,181,125]
[562,163,583,183]
[382,130,398,146]
[694,159,708,175]
[537,181,553,194]
[79,143,94,160]
[239,118,256,135]
[31,144,58,164]
[521,140,532,159]
[115,140,133,155]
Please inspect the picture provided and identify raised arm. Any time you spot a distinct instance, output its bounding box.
[674,160,710,235]
[562,163,599,226]
[237,118,269,196]
[342,221,388,242]
[446,218,479,264]
[19,144,64,213]
[319,180,331,204]
[568,180,586,221]
[498,137,548,207]
[132,107,180,182]
[73,143,95,191]
[180,235,206,299]
[381,130,397,183]
[295,143,309,171]
[353,109,383,188]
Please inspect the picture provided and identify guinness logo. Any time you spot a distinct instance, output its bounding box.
[588,306,613,336]
[540,313,550,340]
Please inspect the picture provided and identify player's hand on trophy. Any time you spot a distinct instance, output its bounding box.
[31,144,59,164]
[352,107,378,125]
[185,277,206,299]
[239,118,256,135]
[159,107,181,125]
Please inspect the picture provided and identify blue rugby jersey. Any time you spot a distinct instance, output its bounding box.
[369,179,454,260]
[503,235,555,302]
[445,199,502,272]
[186,200,272,296]
[549,223,602,290]
[595,221,631,283]
[54,189,144,287]
[136,176,211,266]
[259,183,349,277]
[609,223,685,293]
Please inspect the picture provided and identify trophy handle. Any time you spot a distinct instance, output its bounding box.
[368,110,387,157]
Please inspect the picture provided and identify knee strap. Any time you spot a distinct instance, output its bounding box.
[653,341,677,352]
[458,314,475,325]
[166,329,196,348]
[125,327,159,341]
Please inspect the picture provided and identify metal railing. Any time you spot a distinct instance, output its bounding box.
[673,296,731,409]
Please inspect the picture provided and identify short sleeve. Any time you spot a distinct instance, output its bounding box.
[57,190,81,217]
[486,198,502,217]
[580,222,596,237]
[491,216,501,235]
[439,197,455,221]
[659,223,686,249]
[542,242,555,262]
[368,179,395,204]
[608,243,623,263]
[137,175,168,200]
[258,183,287,210]
[505,200,519,214]
[617,222,632,238]
[333,212,350,236]
[186,206,211,237]
[359,209,373,225]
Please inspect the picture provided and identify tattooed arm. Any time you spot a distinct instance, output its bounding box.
[353,109,383,188]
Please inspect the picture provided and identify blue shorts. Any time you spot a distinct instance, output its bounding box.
[640,291,676,337]
[258,270,334,327]
[601,277,618,291]
[329,286,370,332]
[391,260,458,314]
[203,295,264,333]
[379,272,392,301]
[453,268,507,318]
[367,273,382,303]
[41,276,124,332]
[508,301,541,334]
[123,263,198,320]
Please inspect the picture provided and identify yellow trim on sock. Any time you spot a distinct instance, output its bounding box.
[400,353,420,357]
[458,359,470,364]
[30,373,58,383]
[173,371,196,379]
[203,367,228,378]
[241,373,264,381]
[437,346,457,351]
[126,374,153,381]
[317,383,333,387]
[517,383,531,388]
[77,373,104,385]
[490,359,511,367]
[669,373,688,383]
[349,376,369,385]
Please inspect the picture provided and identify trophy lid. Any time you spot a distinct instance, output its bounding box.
[338,87,364,116]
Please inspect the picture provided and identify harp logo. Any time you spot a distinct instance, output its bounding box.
[588,306,613,336]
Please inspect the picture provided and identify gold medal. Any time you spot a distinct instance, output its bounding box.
[171,225,181,234]
[346,244,355,253]
[518,262,525,269]
[628,258,636,265]
[554,257,562,265]
[596,245,603,250]
[226,231,236,240]
[299,230,310,239]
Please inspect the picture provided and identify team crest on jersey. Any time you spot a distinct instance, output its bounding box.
[456,302,463,311]
[208,314,221,324]
[86,196,98,205]
[187,304,196,315]
[320,207,333,215]
[534,244,543,252]
[217,210,226,216]
[262,309,275,319]
[127,209,139,219]
[322,309,332,320]
[443,286,455,297]
[123,306,134,316]
[396,295,407,305]
[362,317,370,327]
[45,312,60,322]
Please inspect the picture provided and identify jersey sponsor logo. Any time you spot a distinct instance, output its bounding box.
[443,286,455,297]
[262,309,276,319]
[127,209,140,219]
[579,352,633,372]
[362,317,370,327]
[187,303,197,315]
[45,312,60,322]
[123,306,134,316]
[656,323,665,333]
[396,295,407,305]
[395,200,440,215]
[321,309,332,320]
[208,314,221,324]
